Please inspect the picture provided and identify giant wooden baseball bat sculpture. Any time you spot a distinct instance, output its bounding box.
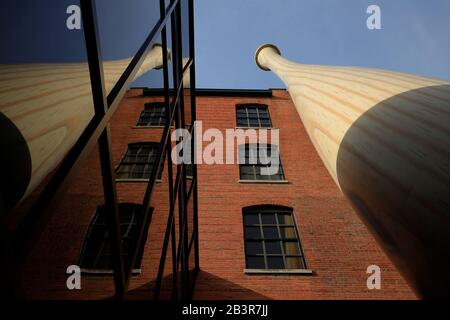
[0,44,168,211]
[255,44,450,298]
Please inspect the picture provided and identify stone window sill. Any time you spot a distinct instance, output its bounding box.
[238,180,289,184]
[244,269,313,275]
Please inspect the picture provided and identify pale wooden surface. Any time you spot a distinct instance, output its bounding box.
[255,44,450,298]
[0,45,166,201]
[256,45,450,189]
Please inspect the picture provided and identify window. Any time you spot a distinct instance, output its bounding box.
[136,102,166,127]
[236,104,272,128]
[238,144,286,181]
[79,203,151,272]
[116,142,162,180]
[186,163,193,179]
[243,206,307,270]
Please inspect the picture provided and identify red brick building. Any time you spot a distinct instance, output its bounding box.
[12,88,416,300]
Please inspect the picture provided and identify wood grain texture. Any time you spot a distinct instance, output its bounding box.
[256,45,450,187]
[0,44,166,204]
[255,44,450,298]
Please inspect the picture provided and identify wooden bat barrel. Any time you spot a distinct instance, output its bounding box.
[255,44,450,298]
[0,44,167,211]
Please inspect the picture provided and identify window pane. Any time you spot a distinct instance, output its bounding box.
[262,226,279,239]
[128,147,139,155]
[95,255,111,270]
[240,164,255,180]
[240,173,255,181]
[261,214,276,224]
[116,144,161,179]
[282,242,301,255]
[83,234,104,256]
[88,226,107,241]
[259,166,283,180]
[247,256,265,269]
[256,170,271,180]
[239,144,284,180]
[116,172,128,179]
[134,164,145,173]
[286,257,304,269]
[122,239,131,254]
[260,119,271,127]
[259,111,269,119]
[121,219,136,237]
[236,105,271,128]
[237,119,248,126]
[246,241,264,255]
[101,239,111,255]
[243,214,259,225]
[240,165,254,175]
[243,207,306,271]
[245,226,262,239]
[277,214,294,225]
[80,204,147,272]
[267,256,284,269]
[280,227,297,239]
[141,171,151,179]
[265,241,282,254]
[130,171,142,179]
[80,255,96,269]
[186,163,193,178]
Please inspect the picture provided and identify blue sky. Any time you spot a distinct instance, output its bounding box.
[2,1,449,89]
[194,0,450,89]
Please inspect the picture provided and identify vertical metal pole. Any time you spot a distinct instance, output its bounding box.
[171,215,178,299]
[173,2,190,300]
[187,0,199,299]
[175,2,190,297]
[153,0,178,300]
[170,2,183,300]
[80,0,126,299]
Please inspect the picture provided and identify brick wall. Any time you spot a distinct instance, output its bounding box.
[193,90,416,300]
[14,89,416,300]
[14,89,174,299]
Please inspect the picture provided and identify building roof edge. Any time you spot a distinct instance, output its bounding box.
[133,87,275,97]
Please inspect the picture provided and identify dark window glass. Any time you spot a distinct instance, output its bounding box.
[243,206,307,270]
[136,102,166,127]
[244,214,259,225]
[267,256,284,269]
[79,204,151,272]
[238,144,286,181]
[245,226,262,239]
[186,163,193,178]
[263,227,279,239]
[265,241,282,254]
[236,104,272,128]
[116,143,162,180]
[247,256,265,269]
[246,241,264,255]
[261,214,277,224]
